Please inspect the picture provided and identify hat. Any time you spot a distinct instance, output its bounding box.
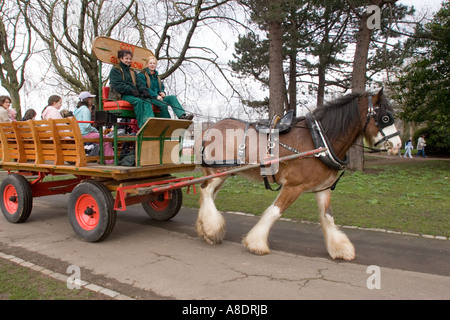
[78,91,96,101]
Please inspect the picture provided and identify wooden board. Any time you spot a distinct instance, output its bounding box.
[0,161,196,181]
[137,118,192,138]
[92,36,154,70]
[140,140,180,166]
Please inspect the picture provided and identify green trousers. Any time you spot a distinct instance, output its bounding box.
[151,95,186,118]
[122,95,155,128]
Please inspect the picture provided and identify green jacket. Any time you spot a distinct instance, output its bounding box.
[138,68,165,99]
[109,62,147,95]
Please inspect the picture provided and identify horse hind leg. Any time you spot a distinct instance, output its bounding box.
[196,176,227,244]
[315,189,355,261]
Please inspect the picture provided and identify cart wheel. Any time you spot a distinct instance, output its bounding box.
[0,174,33,223]
[68,180,116,242]
[142,189,183,221]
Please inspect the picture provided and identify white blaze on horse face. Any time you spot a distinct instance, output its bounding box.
[374,123,402,155]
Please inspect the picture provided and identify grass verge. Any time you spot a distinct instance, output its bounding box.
[0,258,107,300]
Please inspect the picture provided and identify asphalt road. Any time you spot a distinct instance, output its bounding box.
[0,194,449,300]
[165,207,450,277]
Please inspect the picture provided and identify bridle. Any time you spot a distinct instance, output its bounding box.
[363,94,400,148]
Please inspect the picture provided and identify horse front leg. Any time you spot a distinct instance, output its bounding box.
[315,189,355,261]
[196,176,227,244]
[243,185,302,255]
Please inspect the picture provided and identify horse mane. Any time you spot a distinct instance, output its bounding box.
[312,92,363,141]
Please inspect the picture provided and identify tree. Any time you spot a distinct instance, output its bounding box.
[236,0,286,118]
[391,1,450,153]
[20,0,136,99]
[306,0,353,107]
[0,0,33,117]
[346,0,401,171]
[19,0,240,116]
[232,0,351,115]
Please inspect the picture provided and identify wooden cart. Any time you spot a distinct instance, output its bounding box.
[0,115,196,242]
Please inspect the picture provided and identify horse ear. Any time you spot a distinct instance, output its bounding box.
[374,87,384,104]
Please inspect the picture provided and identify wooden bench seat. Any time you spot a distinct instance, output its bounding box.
[0,117,114,167]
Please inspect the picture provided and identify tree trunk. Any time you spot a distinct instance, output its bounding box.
[268,1,285,119]
[349,9,372,171]
[288,53,297,116]
[317,63,326,108]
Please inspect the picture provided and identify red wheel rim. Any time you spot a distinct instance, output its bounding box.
[148,198,169,211]
[3,184,18,214]
[75,194,100,231]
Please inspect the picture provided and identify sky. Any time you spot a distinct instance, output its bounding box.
[0,0,445,119]
[399,0,443,12]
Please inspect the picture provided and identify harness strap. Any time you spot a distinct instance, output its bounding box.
[312,170,346,193]
[238,122,250,164]
[260,160,282,191]
[374,131,401,147]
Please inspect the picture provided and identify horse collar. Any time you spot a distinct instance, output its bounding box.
[305,113,348,171]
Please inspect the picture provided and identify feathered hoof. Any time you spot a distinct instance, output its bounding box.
[196,220,225,245]
[327,239,356,261]
[242,236,270,255]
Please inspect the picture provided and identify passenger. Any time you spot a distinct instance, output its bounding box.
[0,96,12,123]
[109,49,153,128]
[22,108,37,121]
[138,57,193,120]
[7,107,17,122]
[42,95,63,120]
[73,91,114,164]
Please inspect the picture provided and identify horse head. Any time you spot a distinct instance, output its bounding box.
[362,88,402,155]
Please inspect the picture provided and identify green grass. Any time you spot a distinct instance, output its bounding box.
[0,259,103,300]
[178,158,450,237]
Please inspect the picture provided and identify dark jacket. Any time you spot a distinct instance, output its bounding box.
[109,62,147,95]
[138,68,165,99]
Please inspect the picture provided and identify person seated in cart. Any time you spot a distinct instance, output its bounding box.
[0,96,12,123]
[73,91,114,164]
[42,95,63,120]
[138,56,193,120]
[109,50,154,128]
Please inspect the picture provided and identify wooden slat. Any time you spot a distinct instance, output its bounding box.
[48,119,64,165]
[28,120,43,164]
